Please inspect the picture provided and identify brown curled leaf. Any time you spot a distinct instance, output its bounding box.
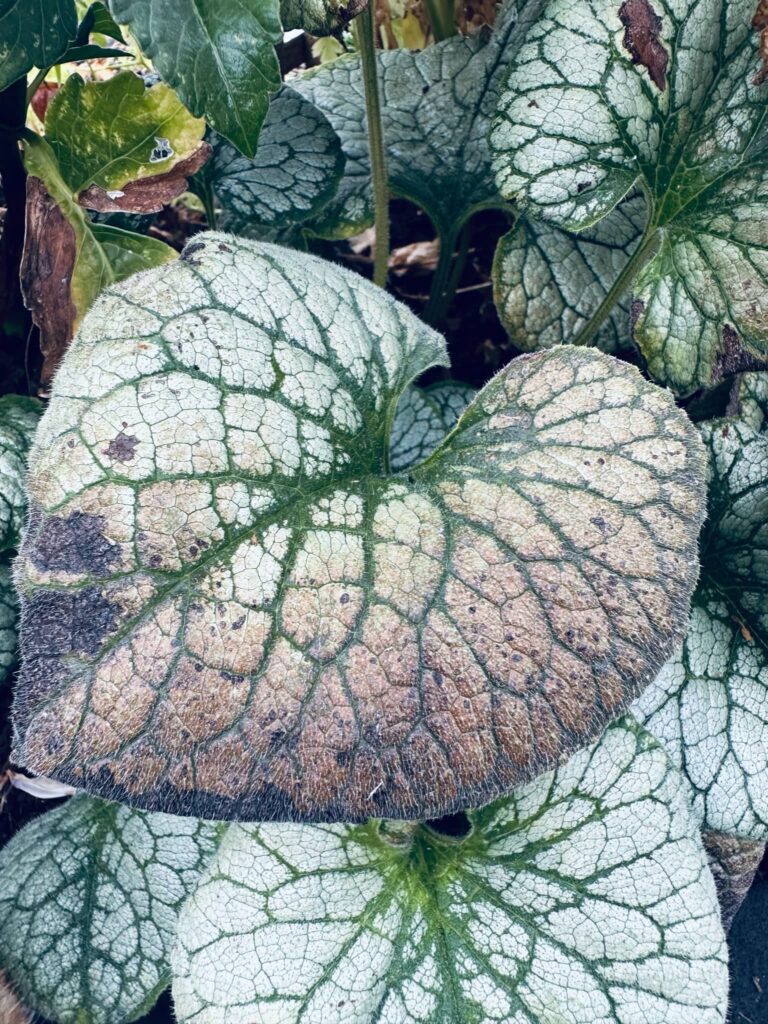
[619,0,669,90]
[753,0,768,83]
[79,143,212,214]
[11,234,707,823]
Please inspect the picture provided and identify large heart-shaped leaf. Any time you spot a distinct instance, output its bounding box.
[193,87,343,236]
[0,0,77,91]
[0,396,43,554]
[109,0,283,157]
[0,794,221,1024]
[490,0,768,395]
[12,232,706,822]
[171,718,728,1024]
[293,1,526,241]
[493,195,646,354]
[635,383,768,838]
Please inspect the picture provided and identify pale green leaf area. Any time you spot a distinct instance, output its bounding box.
[293,1,528,241]
[490,0,768,395]
[11,233,707,823]
[0,395,43,554]
[23,135,177,335]
[0,0,77,91]
[493,195,646,354]
[109,0,283,157]
[171,718,728,1024]
[0,794,221,1024]
[635,385,768,838]
[0,563,19,685]
[45,71,206,197]
[389,380,476,471]
[197,86,344,234]
[280,0,367,34]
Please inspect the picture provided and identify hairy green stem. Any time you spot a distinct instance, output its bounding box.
[572,226,659,348]
[423,221,466,326]
[423,0,457,41]
[355,4,390,289]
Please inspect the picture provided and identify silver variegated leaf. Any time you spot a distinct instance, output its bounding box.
[389,380,476,472]
[0,396,42,554]
[0,794,221,1024]
[490,0,768,395]
[12,233,706,822]
[171,718,728,1024]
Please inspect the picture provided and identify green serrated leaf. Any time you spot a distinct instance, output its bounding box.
[490,0,768,395]
[0,794,221,1024]
[11,233,707,822]
[389,380,476,472]
[45,71,206,200]
[0,0,77,91]
[293,1,525,240]
[196,86,344,234]
[280,0,367,33]
[635,406,768,839]
[0,563,19,686]
[109,0,283,157]
[0,396,43,555]
[493,195,646,354]
[171,717,728,1024]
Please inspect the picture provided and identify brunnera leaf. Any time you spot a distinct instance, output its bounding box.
[634,398,768,839]
[0,563,19,687]
[279,0,368,34]
[109,0,283,158]
[0,395,43,554]
[389,380,476,473]
[171,718,728,1024]
[490,0,768,395]
[193,86,344,237]
[12,232,707,823]
[0,0,77,92]
[0,794,221,1024]
[292,0,526,241]
[493,195,646,355]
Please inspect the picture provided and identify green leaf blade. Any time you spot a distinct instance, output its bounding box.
[0,396,43,554]
[110,0,283,156]
[0,795,220,1024]
[0,0,77,91]
[171,719,728,1023]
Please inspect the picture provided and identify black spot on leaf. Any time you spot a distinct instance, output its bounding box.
[102,431,139,463]
[28,509,120,577]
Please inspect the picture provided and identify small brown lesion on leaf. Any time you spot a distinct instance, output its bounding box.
[102,431,139,463]
[78,142,212,214]
[753,0,768,84]
[712,324,767,384]
[629,297,646,330]
[619,0,669,91]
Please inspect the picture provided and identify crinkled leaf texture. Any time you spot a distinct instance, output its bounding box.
[197,86,343,236]
[0,0,77,91]
[635,386,768,838]
[390,380,476,472]
[493,195,646,354]
[491,0,768,395]
[0,794,221,1024]
[292,1,526,240]
[13,232,706,823]
[280,0,367,33]
[0,564,19,686]
[109,0,283,157]
[171,718,728,1024]
[0,396,42,553]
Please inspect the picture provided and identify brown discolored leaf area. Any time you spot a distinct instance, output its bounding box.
[11,235,707,823]
[754,0,768,83]
[78,143,212,214]
[0,972,32,1024]
[618,0,669,90]
[20,177,78,384]
[704,831,766,929]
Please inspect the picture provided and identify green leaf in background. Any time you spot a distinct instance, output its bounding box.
[45,71,208,211]
[493,194,646,354]
[490,0,768,395]
[195,86,343,236]
[0,795,221,1024]
[0,564,19,686]
[79,0,126,43]
[389,380,476,472]
[0,396,42,554]
[280,0,367,33]
[293,1,526,241]
[171,718,728,1024]
[12,233,706,822]
[21,135,177,380]
[635,373,768,838]
[0,0,77,91]
[109,0,283,157]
